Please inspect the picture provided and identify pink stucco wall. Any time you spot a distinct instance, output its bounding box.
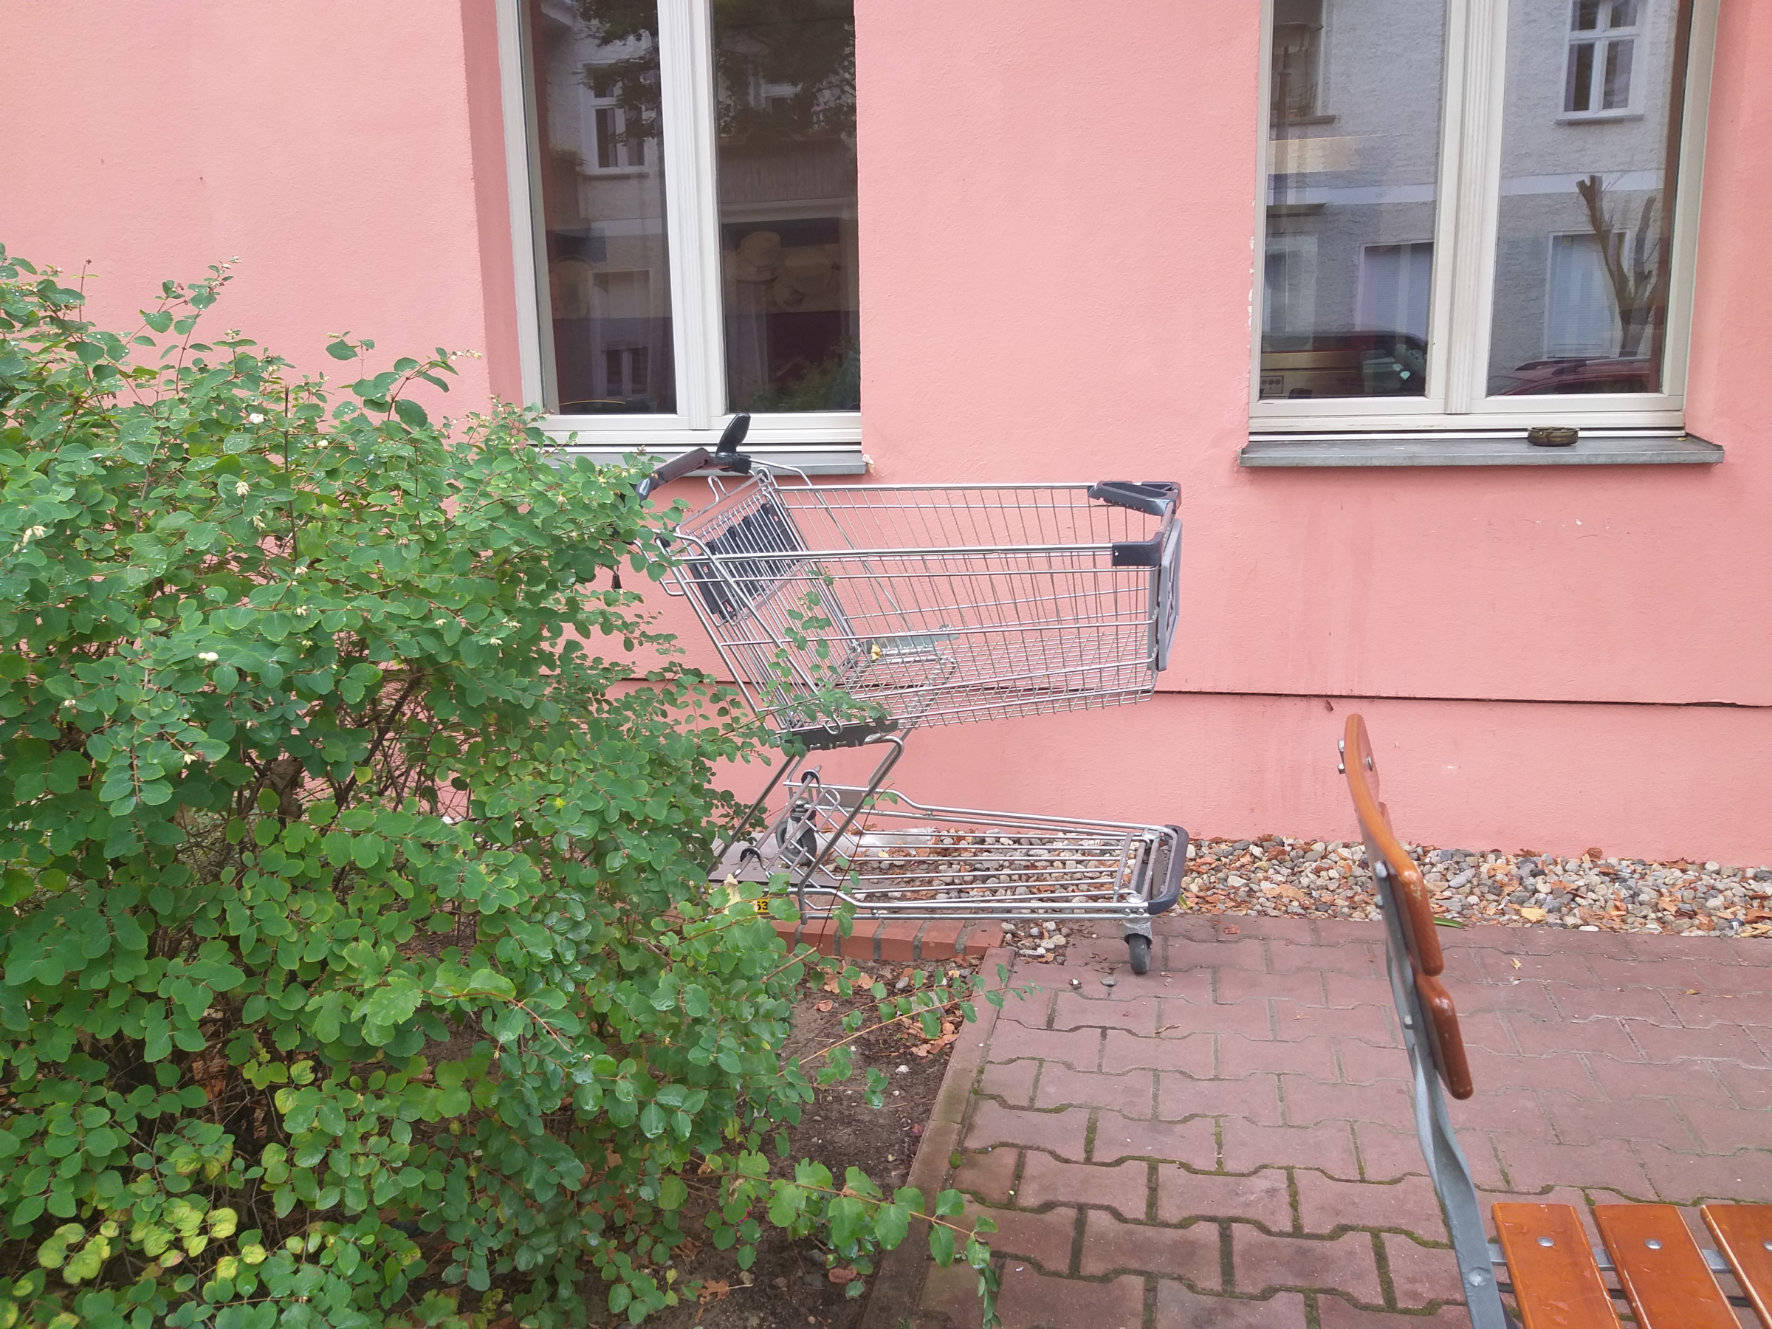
[3,2,1767,861]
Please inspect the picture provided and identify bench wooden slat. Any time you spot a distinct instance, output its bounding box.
[1493,1203,1621,1328]
[1702,1203,1772,1328]
[1594,1203,1738,1329]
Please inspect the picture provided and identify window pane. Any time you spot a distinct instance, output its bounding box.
[1602,38,1635,109]
[1487,1,1690,396]
[526,0,675,414]
[1566,42,1595,112]
[1259,0,1445,400]
[714,0,860,413]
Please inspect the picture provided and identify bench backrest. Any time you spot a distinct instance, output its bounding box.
[1341,714,1474,1101]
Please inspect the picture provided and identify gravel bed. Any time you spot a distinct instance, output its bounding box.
[1175,835,1772,937]
[996,836,1772,961]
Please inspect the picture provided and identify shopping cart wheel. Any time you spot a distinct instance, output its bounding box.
[1124,934,1152,975]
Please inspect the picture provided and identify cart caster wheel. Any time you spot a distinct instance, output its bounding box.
[1125,934,1152,975]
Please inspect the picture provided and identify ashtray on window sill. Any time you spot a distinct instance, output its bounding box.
[1527,426,1579,447]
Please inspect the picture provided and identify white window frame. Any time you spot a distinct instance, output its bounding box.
[1249,0,1717,436]
[1563,0,1643,120]
[495,0,863,471]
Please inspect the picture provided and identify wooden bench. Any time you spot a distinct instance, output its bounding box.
[1339,713,1772,1329]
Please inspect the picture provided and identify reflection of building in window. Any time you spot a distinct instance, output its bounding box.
[604,345,649,399]
[1356,242,1433,343]
[1271,0,1326,122]
[1545,232,1620,356]
[1263,232,1319,341]
[1566,0,1639,116]
[583,69,650,170]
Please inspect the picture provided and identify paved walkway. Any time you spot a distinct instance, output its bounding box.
[878,914,1772,1328]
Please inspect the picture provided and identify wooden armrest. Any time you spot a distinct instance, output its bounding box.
[1342,715,1444,976]
[1414,972,1473,1100]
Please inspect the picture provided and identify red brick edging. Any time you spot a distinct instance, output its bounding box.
[771,915,995,962]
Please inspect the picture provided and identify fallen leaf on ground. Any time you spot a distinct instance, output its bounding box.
[698,1279,731,1303]
[1511,958,1522,970]
[815,1000,833,1013]
[827,1267,858,1285]
[1518,906,1548,922]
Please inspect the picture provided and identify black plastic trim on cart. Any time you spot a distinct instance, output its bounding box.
[782,718,900,752]
[1147,826,1189,915]
[1088,480,1179,518]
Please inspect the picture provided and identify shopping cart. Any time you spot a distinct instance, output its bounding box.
[661,467,1182,747]
[713,770,1187,974]
[637,418,1190,973]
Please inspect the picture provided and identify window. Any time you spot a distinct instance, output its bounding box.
[502,0,862,461]
[1252,0,1715,436]
[1566,0,1640,117]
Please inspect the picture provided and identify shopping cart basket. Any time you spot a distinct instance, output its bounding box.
[713,770,1187,973]
[662,468,1182,748]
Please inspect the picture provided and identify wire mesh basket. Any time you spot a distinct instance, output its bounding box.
[713,773,1187,960]
[664,471,1182,746]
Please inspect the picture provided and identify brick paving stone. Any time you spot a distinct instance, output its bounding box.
[979,1059,1039,1107]
[877,918,923,963]
[1445,1010,1515,1054]
[1014,1154,1153,1221]
[1220,1031,1337,1083]
[1162,995,1276,1041]
[1633,1141,1772,1204]
[1443,1087,1555,1140]
[1219,966,1327,1006]
[1666,990,1772,1029]
[1467,951,1593,989]
[1325,973,1398,1010]
[1292,1170,1447,1240]
[1540,1092,1698,1150]
[1279,1073,1414,1128]
[1545,980,1680,1025]
[1679,1105,1772,1155]
[1437,948,1487,988]
[915,918,964,962]
[1715,1058,1772,1109]
[1232,1225,1383,1304]
[1315,1293,1474,1327]
[1332,1038,1415,1086]
[1452,979,1559,1022]
[965,1101,1092,1161]
[952,1147,1019,1204]
[1585,955,1709,992]
[1354,1122,1506,1190]
[1268,939,1385,979]
[1584,1054,1734,1104]
[1101,1028,1215,1077]
[1381,1232,1465,1309]
[1092,1109,1219,1169]
[1155,1164,1294,1231]
[1491,1134,1654,1197]
[1049,991,1162,1036]
[1077,1209,1221,1283]
[1505,1014,1641,1061]
[1223,1118,1360,1179]
[1155,1282,1310,1327]
[1033,1064,1155,1117]
[1271,999,1398,1048]
[1624,1017,1770,1066]
[1460,1046,1601,1098]
[993,1267,1145,1329]
[987,1021,1102,1071]
[977,1203,1079,1273]
[914,1251,986,1326]
[1158,1071,1283,1126]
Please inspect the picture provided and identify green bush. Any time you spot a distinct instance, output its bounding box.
[0,249,996,1328]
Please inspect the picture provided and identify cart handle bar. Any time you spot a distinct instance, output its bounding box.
[1088,480,1179,519]
[635,414,754,499]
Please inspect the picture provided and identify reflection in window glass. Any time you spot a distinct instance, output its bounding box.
[1489,0,1690,396]
[526,0,675,414]
[714,0,860,413]
[1259,0,1446,400]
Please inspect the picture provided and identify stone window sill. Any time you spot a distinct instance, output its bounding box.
[1239,430,1723,468]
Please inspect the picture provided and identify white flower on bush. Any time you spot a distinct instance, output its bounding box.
[248,413,265,425]
[294,605,312,617]
[198,651,219,663]
[11,525,48,553]
[235,481,250,498]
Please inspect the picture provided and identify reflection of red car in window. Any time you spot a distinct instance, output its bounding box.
[1493,356,1658,396]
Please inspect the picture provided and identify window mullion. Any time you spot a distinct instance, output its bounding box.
[1441,0,1508,415]
[656,0,724,431]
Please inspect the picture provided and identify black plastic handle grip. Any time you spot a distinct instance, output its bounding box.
[1146,825,1190,915]
[635,447,713,499]
[1088,480,1179,518]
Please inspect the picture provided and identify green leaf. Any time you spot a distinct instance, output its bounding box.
[657,1177,687,1211]
[928,1223,956,1265]
[325,339,357,360]
[873,1202,910,1250]
[393,398,428,428]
